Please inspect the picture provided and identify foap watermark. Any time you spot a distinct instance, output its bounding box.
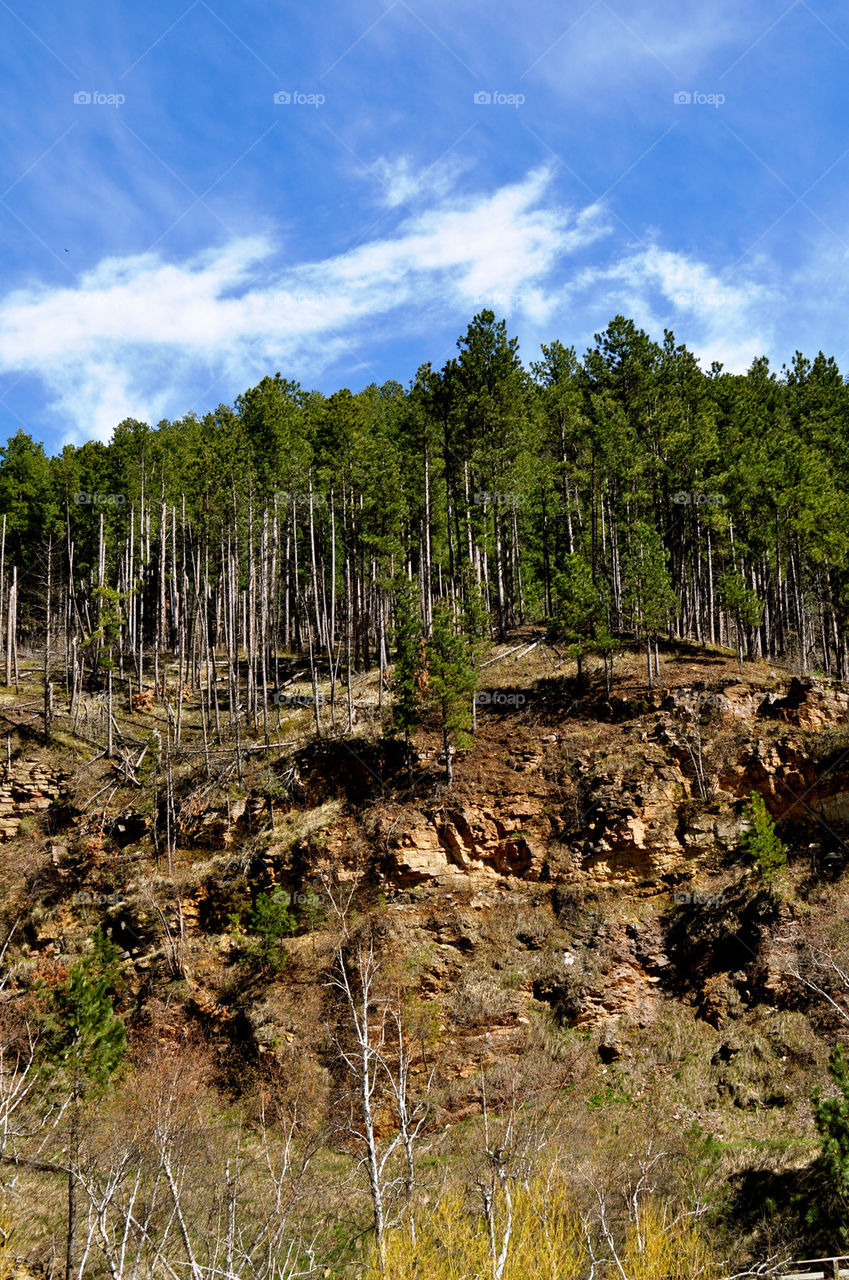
[697,692,729,710]
[74,91,125,107]
[283,290,332,308]
[74,491,126,507]
[672,491,726,506]
[473,90,525,108]
[667,289,730,310]
[473,491,525,508]
[473,887,526,903]
[273,90,325,107]
[273,490,328,509]
[673,891,727,908]
[475,690,526,708]
[673,90,725,108]
[72,890,125,906]
[278,889,326,907]
[271,691,325,707]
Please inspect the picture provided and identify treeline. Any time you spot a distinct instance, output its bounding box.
[1,310,848,714]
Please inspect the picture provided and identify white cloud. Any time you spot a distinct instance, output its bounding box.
[0,157,805,445]
[369,154,469,209]
[564,244,779,370]
[0,166,610,442]
[520,0,756,95]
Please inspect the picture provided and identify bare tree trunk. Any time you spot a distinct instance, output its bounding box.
[328,939,400,1276]
[307,610,321,739]
[0,514,5,680]
[107,668,113,758]
[44,539,52,737]
[5,567,16,690]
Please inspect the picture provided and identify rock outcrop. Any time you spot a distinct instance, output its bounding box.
[386,801,545,884]
[0,758,71,841]
[366,675,849,892]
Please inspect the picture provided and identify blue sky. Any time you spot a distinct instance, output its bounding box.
[1,0,848,451]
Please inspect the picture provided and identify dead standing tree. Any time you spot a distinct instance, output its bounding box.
[326,929,432,1274]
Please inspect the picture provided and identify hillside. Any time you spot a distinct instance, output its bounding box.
[1,633,848,1274]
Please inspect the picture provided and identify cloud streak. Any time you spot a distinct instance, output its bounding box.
[567,244,779,369]
[0,166,609,441]
[0,160,812,446]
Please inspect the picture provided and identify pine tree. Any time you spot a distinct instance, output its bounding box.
[426,600,477,784]
[718,570,762,670]
[549,553,610,686]
[230,888,297,975]
[40,928,126,1280]
[623,521,677,687]
[807,1043,849,1246]
[392,576,424,744]
[740,791,787,890]
[459,567,489,730]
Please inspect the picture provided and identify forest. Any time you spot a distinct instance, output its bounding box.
[0,309,846,716]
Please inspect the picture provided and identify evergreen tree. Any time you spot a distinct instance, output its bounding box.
[740,791,787,890]
[426,600,477,784]
[40,928,126,1279]
[230,888,297,975]
[43,928,127,1089]
[236,373,305,498]
[623,520,677,686]
[719,570,763,670]
[0,430,60,614]
[454,311,530,634]
[549,552,610,686]
[392,576,424,743]
[806,1043,849,1246]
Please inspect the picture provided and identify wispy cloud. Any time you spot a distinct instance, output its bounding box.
[569,244,779,369]
[0,165,609,441]
[519,0,755,92]
[369,153,469,209]
[0,153,827,447]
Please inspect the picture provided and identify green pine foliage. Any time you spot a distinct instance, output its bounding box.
[804,1043,849,1245]
[427,600,478,782]
[83,585,128,674]
[41,927,127,1095]
[392,576,424,739]
[549,552,611,683]
[718,572,763,668]
[740,792,787,888]
[230,888,297,974]
[814,1044,849,1199]
[623,521,678,636]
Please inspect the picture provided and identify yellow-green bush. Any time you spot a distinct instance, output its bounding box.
[369,1177,719,1280]
[0,1202,17,1280]
[622,1197,717,1280]
[369,1177,586,1280]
